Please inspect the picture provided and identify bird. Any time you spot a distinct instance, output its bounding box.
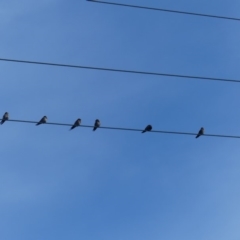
[1,112,9,125]
[196,127,204,138]
[142,124,152,133]
[93,119,100,131]
[70,118,81,130]
[36,116,47,126]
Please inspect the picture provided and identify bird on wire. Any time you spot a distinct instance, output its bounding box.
[142,124,152,133]
[196,127,204,138]
[93,119,100,131]
[36,116,48,126]
[70,118,81,130]
[1,112,9,125]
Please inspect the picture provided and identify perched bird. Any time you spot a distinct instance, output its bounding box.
[70,118,81,130]
[142,124,152,133]
[1,112,9,125]
[196,127,204,138]
[93,119,100,131]
[36,116,47,126]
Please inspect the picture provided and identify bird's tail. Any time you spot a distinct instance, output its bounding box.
[36,123,40,126]
[142,130,146,133]
[93,127,96,131]
[196,135,199,138]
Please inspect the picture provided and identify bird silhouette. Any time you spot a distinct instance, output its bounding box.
[36,116,47,126]
[142,124,152,133]
[70,118,81,130]
[196,127,204,138]
[93,119,100,131]
[1,112,9,125]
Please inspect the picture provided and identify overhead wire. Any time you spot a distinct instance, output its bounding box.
[1,119,240,139]
[0,57,240,84]
[87,0,240,22]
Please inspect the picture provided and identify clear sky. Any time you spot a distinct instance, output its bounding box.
[1,0,240,239]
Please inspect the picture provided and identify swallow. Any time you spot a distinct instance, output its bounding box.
[196,127,204,138]
[36,116,47,126]
[1,112,9,125]
[142,124,152,133]
[70,118,81,130]
[93,119,100,131]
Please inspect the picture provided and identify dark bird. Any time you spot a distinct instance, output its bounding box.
[142,124,152,133]
[1,112,9,125]
[70,118,81,130]
[196,127,204,138]
[36,116,47,126]
[93,119,100,131]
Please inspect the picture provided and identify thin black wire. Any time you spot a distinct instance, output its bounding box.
[2,119,240,139]
[0,57,240,84]
[87,0,240,22]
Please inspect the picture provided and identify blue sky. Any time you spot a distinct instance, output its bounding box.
[1,0,240,239]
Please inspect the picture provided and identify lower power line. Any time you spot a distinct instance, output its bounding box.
[1,119,240,139]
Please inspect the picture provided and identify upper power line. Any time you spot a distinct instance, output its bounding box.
[87,0,240,22]
[1,118,240,139]
[0,57,240,84]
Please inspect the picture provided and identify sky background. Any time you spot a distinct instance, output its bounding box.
[0,0,240,239]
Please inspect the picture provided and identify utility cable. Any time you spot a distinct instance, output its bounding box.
[1,119,240,139]
[0,57,239,84]
[87,0,240,22]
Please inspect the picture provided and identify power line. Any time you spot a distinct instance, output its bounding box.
[1,119,240,139]
[0,57,240,84]
[87,0,240,22]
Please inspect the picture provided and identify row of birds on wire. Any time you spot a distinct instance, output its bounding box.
[0,112,205,138]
